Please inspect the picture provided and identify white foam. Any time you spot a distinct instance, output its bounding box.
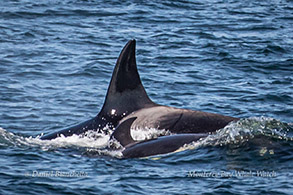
[195,116,293,147]
[28,133,110,151]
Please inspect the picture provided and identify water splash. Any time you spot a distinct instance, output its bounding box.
[0,127,21,147]
[184,117,293,151]
[0,127,111,151]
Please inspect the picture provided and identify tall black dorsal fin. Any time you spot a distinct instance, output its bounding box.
[111,117,137,147]
[99,40,155,119]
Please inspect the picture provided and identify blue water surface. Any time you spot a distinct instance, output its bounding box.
[0,0,293,194]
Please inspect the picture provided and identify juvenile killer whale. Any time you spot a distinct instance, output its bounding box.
[111,117,208,158]
[41,40,238,140]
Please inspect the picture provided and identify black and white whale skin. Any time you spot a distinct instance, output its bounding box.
[41,40,238,140]
[111,117,208,158]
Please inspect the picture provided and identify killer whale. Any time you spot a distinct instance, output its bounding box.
[111,117,208,158]
[41,39,238,140]
[41,40,154,140]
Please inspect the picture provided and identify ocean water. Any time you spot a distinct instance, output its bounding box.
[0,0,293,194]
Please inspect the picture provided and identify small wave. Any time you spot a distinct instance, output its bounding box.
[183,117,293,152]
[30,133,110,151]
[0,126,110,151]
[0,127,21,147]
[85,147,123,159]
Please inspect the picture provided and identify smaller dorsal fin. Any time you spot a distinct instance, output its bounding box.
[111,117,137,147]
